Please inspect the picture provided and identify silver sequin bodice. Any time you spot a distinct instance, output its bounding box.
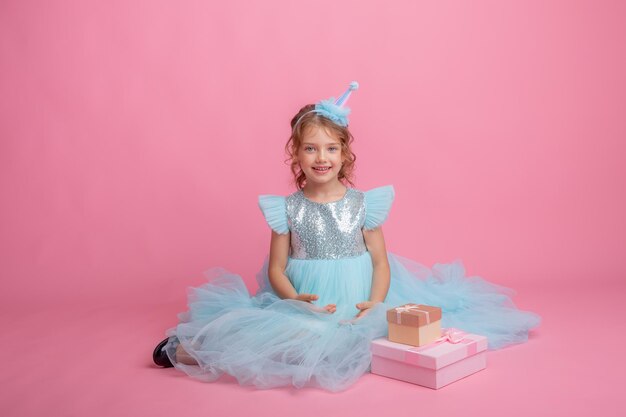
[286,188,367,260]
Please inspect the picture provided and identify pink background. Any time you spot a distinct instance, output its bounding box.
[1,1,625,416]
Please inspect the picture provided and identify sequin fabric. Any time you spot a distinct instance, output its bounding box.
[286,188,367,259]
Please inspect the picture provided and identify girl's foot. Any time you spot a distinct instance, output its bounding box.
[152,338,174,368]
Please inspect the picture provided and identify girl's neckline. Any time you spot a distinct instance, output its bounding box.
[300,187,351,205]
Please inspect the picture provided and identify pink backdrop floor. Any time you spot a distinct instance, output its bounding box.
[2,1,625,415]
[2,280,624,417]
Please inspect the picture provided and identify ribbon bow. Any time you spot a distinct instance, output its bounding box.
[412,328,473,353]
[394,304,431,324]
[434,328,468,344]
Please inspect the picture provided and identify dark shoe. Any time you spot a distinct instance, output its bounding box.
[153,337,174,368]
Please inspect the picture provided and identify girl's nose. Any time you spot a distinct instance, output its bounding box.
[316,150,327,162]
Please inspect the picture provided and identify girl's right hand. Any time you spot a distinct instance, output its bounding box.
[294,293,319,303]
[293,294,336,314]
[307,303,335,314]
[321,304,336,313]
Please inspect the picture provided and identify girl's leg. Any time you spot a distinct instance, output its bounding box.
[175,343,199,365]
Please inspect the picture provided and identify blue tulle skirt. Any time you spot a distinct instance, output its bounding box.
[163,252,540,392]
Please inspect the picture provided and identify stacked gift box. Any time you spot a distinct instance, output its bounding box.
[370,303,488,389]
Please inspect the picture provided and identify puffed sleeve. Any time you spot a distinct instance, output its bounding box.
[363,185,395,230]
[258,195,289,234]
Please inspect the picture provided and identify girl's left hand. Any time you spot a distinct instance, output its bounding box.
[354,301,377,319]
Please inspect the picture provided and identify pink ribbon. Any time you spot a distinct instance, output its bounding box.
[394,304,431,325]
[410,328,478,356]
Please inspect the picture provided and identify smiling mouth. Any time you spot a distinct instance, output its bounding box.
[312,166,331,172]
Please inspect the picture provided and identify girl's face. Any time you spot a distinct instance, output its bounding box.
[297,125,345,187]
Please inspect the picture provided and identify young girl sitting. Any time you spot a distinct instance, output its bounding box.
[152,82,541,392]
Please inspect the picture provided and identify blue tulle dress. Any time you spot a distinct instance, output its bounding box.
[162,185,540,392]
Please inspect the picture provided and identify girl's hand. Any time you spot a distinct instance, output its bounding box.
[306,303,336,314]
[307,303,336,314]
[294,293,319,303]
[354,301,377,319]
[322,304,336,314]
[293,294,336,314]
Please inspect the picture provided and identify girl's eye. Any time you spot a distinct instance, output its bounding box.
[328,147,339,152]
[304,146,315,152]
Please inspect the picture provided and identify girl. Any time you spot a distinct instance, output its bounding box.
[152,82,541,392]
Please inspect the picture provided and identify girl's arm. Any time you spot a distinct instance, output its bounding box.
[267,230,298,299]
[267,231,335,313]
[354,227,390,318]
[363,227,390,302]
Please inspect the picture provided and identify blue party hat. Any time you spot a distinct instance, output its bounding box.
[294,81,359,128]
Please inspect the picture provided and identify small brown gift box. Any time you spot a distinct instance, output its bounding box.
[386,304,442,347]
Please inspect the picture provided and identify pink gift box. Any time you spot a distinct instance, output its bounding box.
[370,329,488,389]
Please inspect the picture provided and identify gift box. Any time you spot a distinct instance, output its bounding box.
[386,304,442,347]
[370,329,488,389]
